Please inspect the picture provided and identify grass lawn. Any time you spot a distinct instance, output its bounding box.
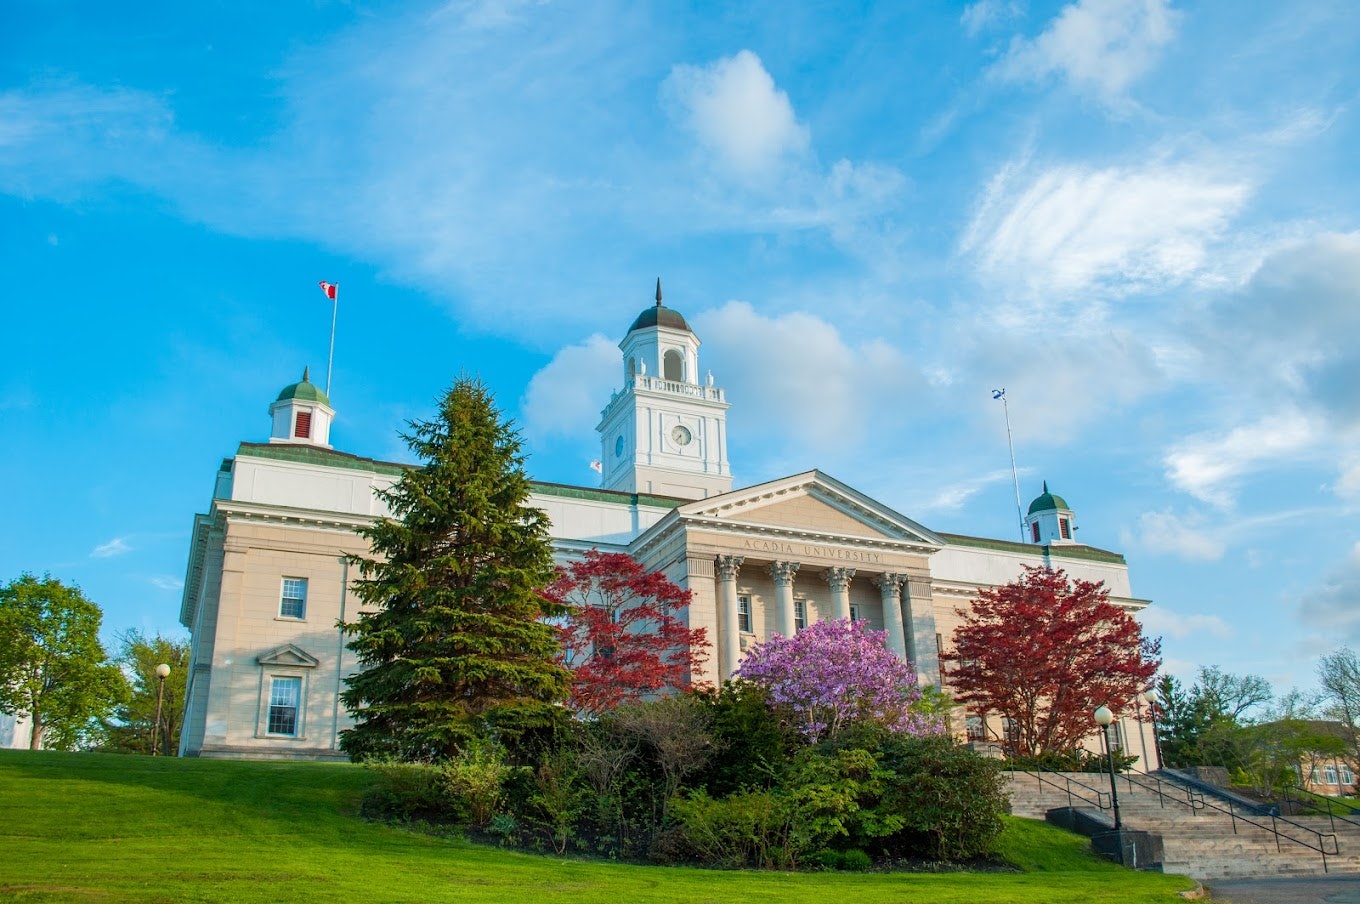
[0,750,1197,903]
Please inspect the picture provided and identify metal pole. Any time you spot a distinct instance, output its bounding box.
[994,389,1025,542]
[326,292,337,398]
[1103,723,1123,830]
[152,675,166,756]
[1135,699,1150,773]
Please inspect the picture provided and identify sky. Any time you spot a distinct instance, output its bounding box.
[3,0,1358,701]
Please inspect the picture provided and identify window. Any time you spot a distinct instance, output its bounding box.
[280,578,308,619]
[849,605,860,622]
[794,599,806,632]
[294,410,312,439]
[1311,766,1323,783]
[965,714,987,742]
[738,594,752,633]
[937,633,946,687]
[663,349,684,382]
[1059,518,1071,540]
[267,676,302,736]
[1031,522,1040,543]
[1326,765,1339,785]
[1343,765,1355,785]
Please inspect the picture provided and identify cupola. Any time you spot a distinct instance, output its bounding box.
[1025,481,1077,545]
[268,367,335,447]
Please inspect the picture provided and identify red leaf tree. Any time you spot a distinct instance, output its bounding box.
[944,566,1160,758]
[544,550,710,717]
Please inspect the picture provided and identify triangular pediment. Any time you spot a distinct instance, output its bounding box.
[675,470,944,548]
[257,643,320,669]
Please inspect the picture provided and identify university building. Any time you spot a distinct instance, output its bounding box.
[177,288,1157,764]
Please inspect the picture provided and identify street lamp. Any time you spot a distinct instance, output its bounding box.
[152,663,171,757]
[1143,686,1163,770]
[1094,705,1123,830]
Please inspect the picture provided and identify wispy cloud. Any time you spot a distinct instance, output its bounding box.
[1137,607,1233,641]
[1298,542,1360,643]
[919,469,1024,514]
[520,334,618,443]
[92,537,132,558]
[992,0,1180,106]
[150,575,184,592]
[1163,410,1321,507]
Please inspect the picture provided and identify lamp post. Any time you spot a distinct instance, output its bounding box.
[1094,705,1123,830]
[1135,692,1151,772]
[152,663,171,756]
[1143,686,1163,770]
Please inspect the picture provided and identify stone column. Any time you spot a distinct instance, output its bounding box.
[822,567,856,620]
[768,561,800,637]
[715,555,744,680]
[873,573,907,659]
[903,576,940,688]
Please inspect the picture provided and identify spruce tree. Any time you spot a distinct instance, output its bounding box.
[339,377,568,761]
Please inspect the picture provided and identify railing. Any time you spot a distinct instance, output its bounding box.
[1275,783,1360,835]
[1009,761,1340,873]
[1006,760,1111,812]
[1126,770,1339,873]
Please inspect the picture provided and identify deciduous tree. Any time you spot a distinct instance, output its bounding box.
[544,550,709,716]
[0,573,126,750]
[340,378,570,761]
[945,566,1159,758]
[102,630,190,755]
[736,618,941,742]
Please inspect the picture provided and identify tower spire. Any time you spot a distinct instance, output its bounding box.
[656,277,662,307]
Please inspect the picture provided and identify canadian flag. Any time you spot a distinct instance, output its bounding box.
[319,281,338,300]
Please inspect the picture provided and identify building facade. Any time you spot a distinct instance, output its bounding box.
[178,291,1156,763]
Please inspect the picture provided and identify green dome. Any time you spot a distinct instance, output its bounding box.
[275,367,330,406]
[1027,481,1070,515]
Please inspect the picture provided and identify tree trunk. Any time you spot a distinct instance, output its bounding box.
[28,712,43,751]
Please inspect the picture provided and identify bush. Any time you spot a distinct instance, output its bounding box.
[359,761,465,825]
[876,734,1007,861]
[1019,748,1140,774]
[693,682,800,796]
[443,738,512,828]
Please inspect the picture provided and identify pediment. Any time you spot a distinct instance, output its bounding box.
[676,470,944,548]
[257,643,320,669]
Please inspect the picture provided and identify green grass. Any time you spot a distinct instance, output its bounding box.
[0,751,1197,903]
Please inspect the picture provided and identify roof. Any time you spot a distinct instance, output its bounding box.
[275,367,330,406]
[1028,480,1071,515]
[627,278,693,334]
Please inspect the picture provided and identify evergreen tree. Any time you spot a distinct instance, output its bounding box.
[340,377,569,761]
[101,630,190,755]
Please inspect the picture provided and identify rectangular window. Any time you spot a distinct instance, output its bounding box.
[794,599,806,632]
[1031,522,1040,543]
[1059,518,1071,540]
[965,714,987,742]
[737,594,752,633]
[1311,766,1322,783]
[294,410,312,439]
[280,578,308,619]
[849,605,860,622]
[267,676,302,736]
[1343,765,1355,785]
[937,633,946,687]
[1326,765,1339,784]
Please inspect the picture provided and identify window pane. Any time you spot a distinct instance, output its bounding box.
[794,599,806,631]
[738,594,751,633]
[280,578,307,619]
[268,677,301,736]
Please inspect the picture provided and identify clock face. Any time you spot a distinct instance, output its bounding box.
[671,425,692,447]
[614,435,625,457]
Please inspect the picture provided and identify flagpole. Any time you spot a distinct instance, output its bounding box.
[326,289,337,398]
[995,388,1025,542]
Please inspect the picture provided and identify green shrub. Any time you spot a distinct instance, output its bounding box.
[1019,748,1140,774]
[359,760,465,824]
[877,734,1007,861]
[666,789,807,869]
[441,738,511,828]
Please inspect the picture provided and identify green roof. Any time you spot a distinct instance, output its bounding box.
[938,532,1126,565]
[275,368,330,406]
[1027,480,1070,515]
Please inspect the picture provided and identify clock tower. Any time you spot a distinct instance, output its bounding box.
[597,280,732,500]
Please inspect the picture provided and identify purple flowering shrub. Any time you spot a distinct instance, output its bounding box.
[735,618,945,742]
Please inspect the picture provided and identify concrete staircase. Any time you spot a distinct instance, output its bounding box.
[1006,770,1360,880]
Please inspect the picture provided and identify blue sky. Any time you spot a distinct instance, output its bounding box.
[3,0,1358,699]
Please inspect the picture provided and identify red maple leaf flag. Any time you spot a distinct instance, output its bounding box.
[319,281,338,300]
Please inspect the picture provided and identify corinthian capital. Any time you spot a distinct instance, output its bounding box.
[873,572,905,593]
[767,560,800,586]
[715,555,745,581]
[822,566,856,591]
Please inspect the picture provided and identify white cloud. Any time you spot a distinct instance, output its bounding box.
[962,157,1251,300]
[993,0,1180,104]
[919,469,1025,514]
[150,575,184,592]
[1137,607,1233,641]
[92,537,132,558]
[692,302,922,454]
[662,50,809,178]
[1298,542,1360,642]
[1162,410,1321,507]
[1122,510,1227,561]
[520,335,619,441]
[962,1,1024,37]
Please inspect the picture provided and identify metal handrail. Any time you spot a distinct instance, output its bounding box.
[1276,783,1360,834]
[1006,759,1111,812]
[1125,771,1339,872]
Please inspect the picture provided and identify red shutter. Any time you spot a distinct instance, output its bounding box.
[295,410,312,439]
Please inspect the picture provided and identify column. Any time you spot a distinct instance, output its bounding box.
[822,567,856,620]
[768,561,800,637]
[873,573,907,659]
[715,555,744,680]
[903,576,940,688]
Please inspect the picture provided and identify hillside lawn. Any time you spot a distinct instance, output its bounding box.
[0,751,1197,903]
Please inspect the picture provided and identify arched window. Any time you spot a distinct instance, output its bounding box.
[663,349,684,382]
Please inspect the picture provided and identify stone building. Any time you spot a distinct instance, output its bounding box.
[178,289,1155,762]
